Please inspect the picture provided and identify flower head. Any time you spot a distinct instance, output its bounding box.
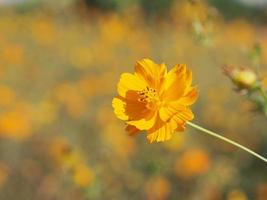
[223,65,258,90]
[112,58,198,143]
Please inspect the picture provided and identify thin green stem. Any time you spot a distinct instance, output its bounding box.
[186,121,267,163]
[259,87,267,102]
[254,62,260,78]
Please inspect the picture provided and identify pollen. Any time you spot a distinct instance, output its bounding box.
[138,86,159,103]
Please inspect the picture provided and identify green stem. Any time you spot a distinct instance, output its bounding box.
[259,87,267,102]
[186,121,267,163]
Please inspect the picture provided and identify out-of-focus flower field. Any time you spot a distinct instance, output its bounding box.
[0,0,267,199]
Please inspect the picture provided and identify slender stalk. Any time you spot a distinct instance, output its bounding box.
[259,87,267,102]
[186,121,267,163]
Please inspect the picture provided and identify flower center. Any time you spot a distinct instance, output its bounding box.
[138,86,160,104]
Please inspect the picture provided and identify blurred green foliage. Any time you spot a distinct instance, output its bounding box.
[84,0,119,10]
[83,0,174,15]
[81,0,267,21]
[139,0,173,16]
[208,0,267,23]
[3,0,267,21]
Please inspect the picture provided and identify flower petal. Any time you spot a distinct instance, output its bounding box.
[176,124,186,132]
[124,91,150,120]
[125,125,140,136]
[162,64,192,101]
[173,107,194,122]
[112,97,128,120]
[178,87,198,106]
[155,107,193,141]
[164,64,185,86]
[127,111,157,130]
[135,58,166,89]
[147,117,178,143]
[117,73,146,97]
[159,102,185,122]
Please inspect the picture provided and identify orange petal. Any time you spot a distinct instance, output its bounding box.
[124,91,151,120]
[127,111,157,130]
[178,87,198,106]
[163,64,187,89]
[135,58,166,89]
[173,108,194,122]
[162,64,191,101]
[159,102,185,122]
[176,124,186,132]
[125,125,140,136]
[147,117,178,143]
[117,73,146,97]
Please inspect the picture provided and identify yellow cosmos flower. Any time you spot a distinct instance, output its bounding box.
[112,59,267,163]
[112,58,198,143]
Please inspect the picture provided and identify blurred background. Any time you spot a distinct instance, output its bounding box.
[0,0,267,199]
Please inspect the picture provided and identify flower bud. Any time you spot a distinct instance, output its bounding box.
[223,65,258,90]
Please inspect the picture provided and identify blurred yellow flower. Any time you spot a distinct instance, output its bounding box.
[73,164,94,187]
[50,138,94,188]
[50,138,82,170]
[49,138,73,165]
[163,133,185,151]
[112,58,198,143]
[227,189,248,200]
[31,18,56,45]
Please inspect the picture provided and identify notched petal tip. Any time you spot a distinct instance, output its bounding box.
[179,86,199,106]
[173,64,187,74]
[146,131,173,143]
[112,97,129,121]
[137,58,154,63]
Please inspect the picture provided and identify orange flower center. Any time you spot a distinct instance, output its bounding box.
[138,86,161,110]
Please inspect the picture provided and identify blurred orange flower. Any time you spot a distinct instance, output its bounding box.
[175,149,210,179]
[112,58,198,143]
[0,162,9,188]
[257,183,267,200]
[0,103,34,139]
[50,138,73,166]
[2,44,25,65]
[145,176,171,200]
[0,85,16,108]
[262,76,267,91]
